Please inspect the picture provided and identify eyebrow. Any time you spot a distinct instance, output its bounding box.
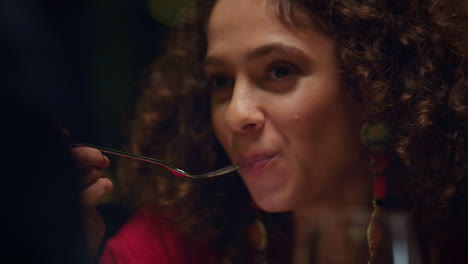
[204,42,307,67]
[247,42,307,60]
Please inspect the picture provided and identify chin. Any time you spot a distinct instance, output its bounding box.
[243,175,297,213]
[252,192,295,213]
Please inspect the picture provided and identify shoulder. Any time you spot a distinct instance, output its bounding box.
[99,208,217,264]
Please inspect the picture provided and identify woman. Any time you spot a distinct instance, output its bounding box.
[76,0,467,263]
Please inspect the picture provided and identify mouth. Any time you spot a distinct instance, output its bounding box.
[236,154,277,176]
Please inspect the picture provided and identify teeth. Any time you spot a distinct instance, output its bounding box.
[244,158,269,168]
[237,154,275,168]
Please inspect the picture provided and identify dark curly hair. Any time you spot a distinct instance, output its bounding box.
[116,0,467,262]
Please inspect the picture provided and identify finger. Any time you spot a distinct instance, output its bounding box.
[82,209,105,260]
[71,147,110,169]
[61,128,71,140]
[80,178,113,208]
[80,167,104,190]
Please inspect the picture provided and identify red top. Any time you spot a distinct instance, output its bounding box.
[100,207,467,264]
[99,208,217,264]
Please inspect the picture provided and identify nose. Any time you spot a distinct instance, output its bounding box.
[224,79,265,134]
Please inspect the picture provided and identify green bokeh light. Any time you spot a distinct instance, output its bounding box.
[147,0,195,26]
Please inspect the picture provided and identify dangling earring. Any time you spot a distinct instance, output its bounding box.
[248,212,268,251]
[247,200,268,264]
[360,122,391,263]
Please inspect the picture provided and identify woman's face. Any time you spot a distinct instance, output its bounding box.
[207,0,369,212]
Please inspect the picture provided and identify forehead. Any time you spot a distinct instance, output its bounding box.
[206,0,330,59]
[208,0,304,49]
[208,0,272,38]
[208,0,313,33]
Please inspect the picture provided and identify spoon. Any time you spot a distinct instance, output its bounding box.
[71,140,240,179]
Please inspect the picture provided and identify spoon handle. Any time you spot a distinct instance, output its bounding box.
[70,140,181,173]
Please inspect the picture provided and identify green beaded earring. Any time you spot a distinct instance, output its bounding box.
[360,122,391,152]
[360,122,392,264]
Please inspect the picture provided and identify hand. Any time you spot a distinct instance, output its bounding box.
[71,146,113,259]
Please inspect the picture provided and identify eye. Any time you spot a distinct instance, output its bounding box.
[209,75,234,90]
[268,63,299,80]
[270,66,290,79]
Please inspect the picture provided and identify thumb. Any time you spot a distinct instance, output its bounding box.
[80,178,113,208]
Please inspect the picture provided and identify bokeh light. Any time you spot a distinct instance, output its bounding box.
[147,0,195,26]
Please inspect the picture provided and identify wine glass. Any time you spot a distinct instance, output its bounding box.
[293,207,422,264]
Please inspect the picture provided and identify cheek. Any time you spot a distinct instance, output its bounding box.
[282,90,363,169]
[281,100,328,142]
[211,105,228,146]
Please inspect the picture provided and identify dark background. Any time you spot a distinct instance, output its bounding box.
[1,0,170,147]
[1,0,181,197]
[0,0,186,262]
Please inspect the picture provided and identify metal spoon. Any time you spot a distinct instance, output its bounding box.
[71,140,240,179]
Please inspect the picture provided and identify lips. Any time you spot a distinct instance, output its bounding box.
[235,153,277,176]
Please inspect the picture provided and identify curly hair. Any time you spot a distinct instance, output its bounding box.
[117,0,467,262]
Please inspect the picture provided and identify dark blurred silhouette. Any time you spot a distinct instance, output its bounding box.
[0,97,91,264]
[0,0,90,123]
[0,0,167,262]
[0,0,90,263]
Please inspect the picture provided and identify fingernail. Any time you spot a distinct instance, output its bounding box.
[61,128,71,139]
[102,155,110,168]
